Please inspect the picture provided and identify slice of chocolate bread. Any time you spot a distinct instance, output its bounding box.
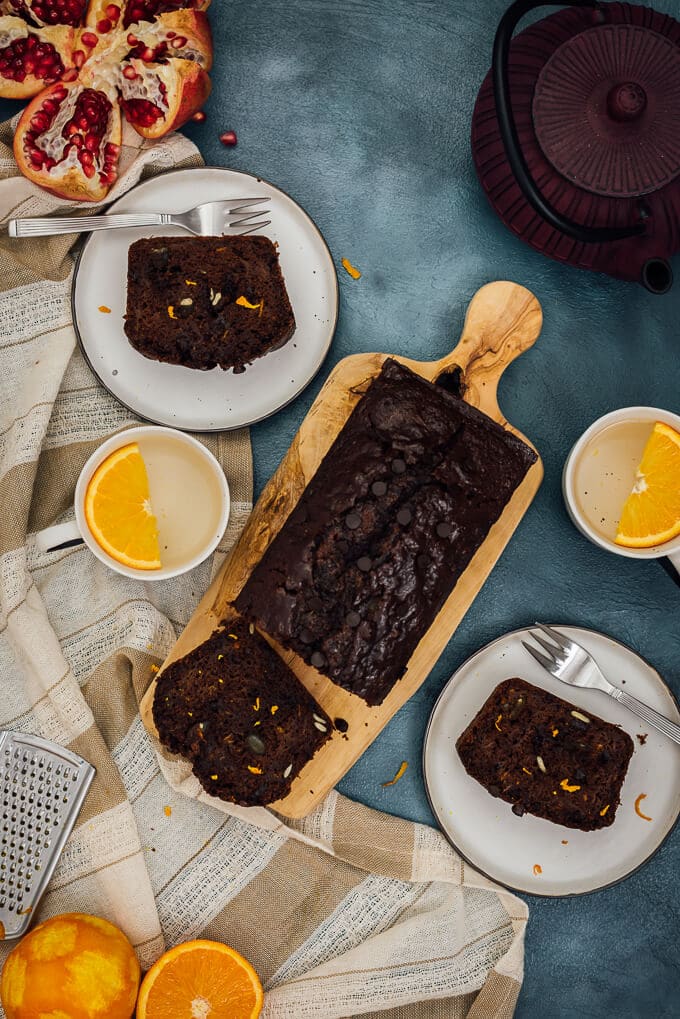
[152,620,332,806]
[456,678,634,831]
[236,358,537,706]
[124,236,295,372]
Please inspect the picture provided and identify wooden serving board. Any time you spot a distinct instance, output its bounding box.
[141,281,543,818]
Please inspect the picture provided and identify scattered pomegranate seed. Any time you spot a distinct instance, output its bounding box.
[81,32,98,48]
[220,130,237,146]
[191,110,206,123]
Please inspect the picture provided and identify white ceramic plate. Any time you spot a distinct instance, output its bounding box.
[73,166,338,431]
[423,626,680,896]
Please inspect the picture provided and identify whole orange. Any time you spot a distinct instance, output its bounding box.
[1,912,141,1019]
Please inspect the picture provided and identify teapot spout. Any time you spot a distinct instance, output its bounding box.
[641,258,673,294]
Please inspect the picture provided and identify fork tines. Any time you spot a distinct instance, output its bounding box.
[227,198,271,234]
[522,622,571,669]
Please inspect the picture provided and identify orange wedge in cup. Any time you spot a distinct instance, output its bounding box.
[84,442,161,570]
[615,421,680,548]
[135,939,264,1019]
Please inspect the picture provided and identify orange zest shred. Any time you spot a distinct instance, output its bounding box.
[167,305,177,319]
[228,633,238,640]
[522,767,532,776]
[98,305,111,313]
[235,295,265,316]
[533,864,542,876]
[185,279,197,285]
[150,663,159,674]
[494,714,503,732]
[247,765,263,775]
[634,793,653,821]
[271,705,279,715]
[560,778,581,792]
[561,840,569,845]
[163,805,172,817]
[341,257,362,279]
[381,761,408,787]
[599,804,610,817]
[552,728,559,736]
[253,697,260,711]
[210,774,218,780]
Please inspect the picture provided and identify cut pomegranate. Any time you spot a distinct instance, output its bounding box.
[0,22,73,98]
[14,79,122,200]
[2,0,213,200]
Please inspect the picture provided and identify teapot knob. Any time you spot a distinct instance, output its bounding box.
[607,82,647,122]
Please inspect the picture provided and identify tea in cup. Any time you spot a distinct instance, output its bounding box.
[36,426,230,581]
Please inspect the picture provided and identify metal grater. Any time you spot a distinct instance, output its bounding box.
[0,730,95,940]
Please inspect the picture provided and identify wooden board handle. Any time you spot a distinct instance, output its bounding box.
[433,281,542,423]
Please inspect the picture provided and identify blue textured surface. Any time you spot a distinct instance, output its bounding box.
[4,1,680,1015]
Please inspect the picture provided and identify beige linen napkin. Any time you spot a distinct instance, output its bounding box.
[0,117,528,1018]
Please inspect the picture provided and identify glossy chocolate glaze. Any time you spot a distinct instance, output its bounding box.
[236,359,537,705]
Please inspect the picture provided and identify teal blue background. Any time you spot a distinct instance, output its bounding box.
[3,1,680,1014]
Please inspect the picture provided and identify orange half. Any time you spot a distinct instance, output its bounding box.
[84,442,161,570]
[615,421,680,548]
[136,939,264,1019]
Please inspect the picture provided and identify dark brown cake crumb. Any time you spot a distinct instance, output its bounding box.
[456,678,635,831]
[124,236,295,373]
[152,620,331,806]
[236,359,537,706]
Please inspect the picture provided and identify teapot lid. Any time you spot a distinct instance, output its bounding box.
[533,24,680,197]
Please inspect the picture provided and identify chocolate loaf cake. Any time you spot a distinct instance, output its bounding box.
[236,358,537,706]
[124,236,295,372]
[152,620,332,806]
[456,678,635,830]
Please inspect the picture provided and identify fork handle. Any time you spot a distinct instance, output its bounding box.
[8,212,171,238]
[610,687,680,746]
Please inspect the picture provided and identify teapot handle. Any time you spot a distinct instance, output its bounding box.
[492,0,647,245]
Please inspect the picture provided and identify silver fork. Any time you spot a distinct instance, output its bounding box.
[7,197,271,238]
[523,623,680,745]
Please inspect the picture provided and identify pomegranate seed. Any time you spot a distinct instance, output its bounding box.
[105,3,120,19]
[82,32,98,48]
[30,113,49,132]
[140,47,155,61]
[72,49,85,69]
[122,65,138,80]
[105,142,120,156]
[166,31,176,39]
[191,110,206,123]
[61,68,78,82]
[83,163,96,178]
[71,134,83,147]
[220,130,237,146]
[85,133,100,152]
[127,33,138,46]
[80,150,94,165]
[170,36,187,48]
[96,18,112,33]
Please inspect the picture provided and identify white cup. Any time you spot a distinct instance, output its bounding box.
[562,406,680,576]
[35,426,230,581]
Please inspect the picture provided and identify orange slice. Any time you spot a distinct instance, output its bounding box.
[84,442,161,570]
[615,421,680,548]
[136,940,264,1019]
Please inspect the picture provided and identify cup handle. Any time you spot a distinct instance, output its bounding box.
[664,550,680,581]
[35,520,84,553]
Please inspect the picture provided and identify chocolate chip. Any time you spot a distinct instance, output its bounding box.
[436,522,452,538]
[300,628,315,644]
[357,556,372,572]
[346,611,361,627]
[416,553,429,570]
[311,651,326,669]
[247,734,265,755]
[396,508,412,526]
[391,458,406,474]
[371,480,387,496]
[334,717,349,733]
[345,512,361,530]
[336,539,349,554]
[512,802,525,817]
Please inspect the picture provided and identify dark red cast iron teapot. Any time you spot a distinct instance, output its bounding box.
[471,0,680,293]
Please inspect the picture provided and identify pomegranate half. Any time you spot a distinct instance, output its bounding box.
[1,0,212,200]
